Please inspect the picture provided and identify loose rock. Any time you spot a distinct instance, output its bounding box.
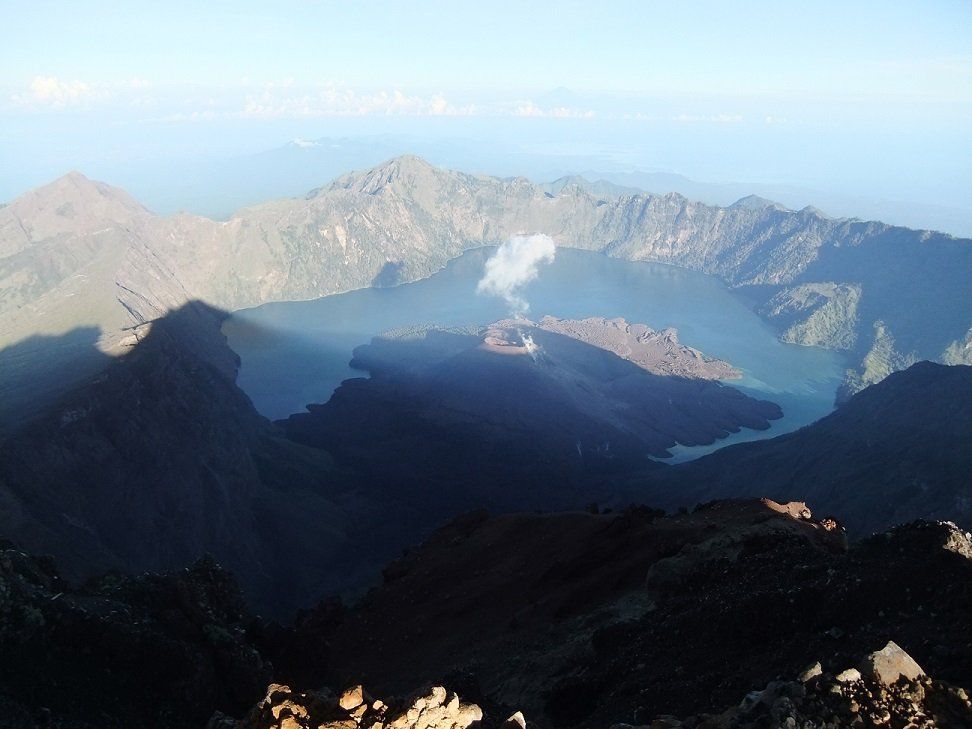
[860,640,925,686]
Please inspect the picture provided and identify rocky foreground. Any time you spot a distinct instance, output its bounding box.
[321,501,972,726]
[210,640,972,729]
[1,499,970,728]
[702,641,972,728]
[208,684,494,729]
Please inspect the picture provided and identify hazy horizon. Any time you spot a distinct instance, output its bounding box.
[2,1,971,234]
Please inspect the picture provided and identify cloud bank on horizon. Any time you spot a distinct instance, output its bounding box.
[1,1,969,236]
[477,234,557,319]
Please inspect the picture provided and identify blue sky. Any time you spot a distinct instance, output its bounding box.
[3,1,971,98]
[1,0,970,229]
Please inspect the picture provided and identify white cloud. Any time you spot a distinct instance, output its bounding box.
[291,137,319,148]
[12,76,109,109]
[512,101,544,117]
[511,100,596,118]
[9,75,157,111]
[233,83,478,119]
[11,77,754,124]
[159,110,218,122]
[554,106,595,118]
[153,81,592,121]
[673,113,744,123]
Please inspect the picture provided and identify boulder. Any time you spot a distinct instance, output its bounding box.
[835,668,861,683]
[339,685,368,711]
[796,662,823,683]
[860,641,925,685]
[501,710,527,728]
[386,686,482,729]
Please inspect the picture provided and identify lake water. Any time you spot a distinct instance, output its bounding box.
[223,247,846,462]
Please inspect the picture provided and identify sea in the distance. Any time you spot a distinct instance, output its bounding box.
[224,247,846,463]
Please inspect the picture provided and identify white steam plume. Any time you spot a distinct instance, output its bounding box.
[521,332,540,361]
[476,234,556,318]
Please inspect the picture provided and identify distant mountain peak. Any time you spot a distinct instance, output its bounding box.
[3,170,149,243]
[550,174,589,186]
[61,169,92,183]
[325,155,454,197]
[47,170,107,195]
[800,204,829,218]
[660,190,691,204]
[541,175,642,199]
[377,154,437,174]
[731,194,786,211]
[22,170,141,207]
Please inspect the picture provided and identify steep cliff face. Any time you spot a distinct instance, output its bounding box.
[2,157,969,422]
[759,282,862,350]
[943,327,972,365]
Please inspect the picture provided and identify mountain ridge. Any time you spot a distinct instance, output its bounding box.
[2,157,970,429]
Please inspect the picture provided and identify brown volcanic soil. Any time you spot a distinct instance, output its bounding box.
[323,500,972,728]
[528,315,740,380]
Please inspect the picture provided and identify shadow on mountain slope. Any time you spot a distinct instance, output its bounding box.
[4,303,770,617]
[0,301,367,617]
[0,546,271,728]
[1,300,968,621]
[0,326,109,432]
[371,259,406,287]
